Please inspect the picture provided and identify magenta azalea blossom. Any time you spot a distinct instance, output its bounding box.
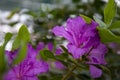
[52,16,100,58]
[4,59,48,80]
[4,43,49,80]
[87,43,108,78]
[87,43,107,65]
[52,16,108,78]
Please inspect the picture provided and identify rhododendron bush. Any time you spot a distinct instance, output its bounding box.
[0,0,120,80]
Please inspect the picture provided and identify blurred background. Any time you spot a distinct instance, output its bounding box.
[0,0,120,34]
[0,0,120,79]
[0,0,109,49]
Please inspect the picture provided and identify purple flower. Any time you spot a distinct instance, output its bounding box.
[4,59,48,80]
[88,44,107,65]
[87,43,108,78]
[4,43,49,80]
[52,16,108,78]
[52,16,100,58]
[47,42,54,51]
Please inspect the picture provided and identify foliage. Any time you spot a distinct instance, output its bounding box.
[0,0,120,80]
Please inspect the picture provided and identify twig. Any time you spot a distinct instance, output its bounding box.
[62,65,77,80]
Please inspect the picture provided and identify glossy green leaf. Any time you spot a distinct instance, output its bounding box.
[12,36,21,50]
[12,25,30,65]
[12,42,27,65]
[93,16,106,27]
[80,14,92,24]
[108,21,120,30]
[0,33,12,73]
[104,0,116,24]
[43,50,55,59]
[40,50,55,60]
[18,25,30,42]
[12,24,30,50]
[4,33,13,45]
[97,27,120,43]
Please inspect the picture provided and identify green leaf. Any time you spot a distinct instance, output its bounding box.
[7,8,19,19]
[8,21,18,26]
[44,50,55,59]
[55,52,68,61]
[97,27,120,43]
[40,50,48,60]
[40,50,55,60]
[0,33,12,73]
[108,21,120,30]
[0,46,5,73]
[12,36,21,50]
[18,25,30,42]
[80,14,92,24]
[12,24,30,50]
[104,0,117,24]
[24,11,37,18]
[93,16,106,28]
[4,33,13,45]
[12,42,27,65]
[12,25,30,65]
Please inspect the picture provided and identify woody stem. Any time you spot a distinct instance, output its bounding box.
[62,65,77,80]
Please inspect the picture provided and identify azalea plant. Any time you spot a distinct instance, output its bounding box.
[0,0,120,80]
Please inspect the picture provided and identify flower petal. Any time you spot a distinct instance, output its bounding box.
[36,42,45,52]
[89,43,108,65]
[52,26,73,43]
[90,65,102,78]
[47,42,54,51]
[66,17,86,46]
[67,43,86,58]
[66,16,86,35]
[22,76,38,80]
[55,48,63,55]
